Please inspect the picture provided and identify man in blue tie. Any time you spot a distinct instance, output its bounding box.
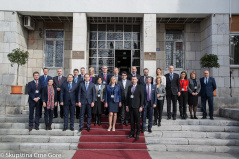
[39,68,52,118]
[60,74,78,131]
[78,73,96,132]
[127,66,142,85]
[142,76,157,133]
[27,71,43,131]
[73,69,83,119]
[200,70,217,120]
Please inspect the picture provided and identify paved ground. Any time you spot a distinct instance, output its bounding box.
[0,150,239,159]
[149,151,239,159]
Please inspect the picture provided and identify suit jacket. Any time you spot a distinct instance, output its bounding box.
[98,72,112,85]
[200,77,216,97]
[156,84,166,100]
[126,84,144,109]
[165,73,181,95]
[79,74,85,81]
[27,80,43,104]
[105,84,121,103]
[127,74,142,85]
[95,84,105,101]
[53,76,67,90]
[78,82,96,105]
[60,82,78,105]
[188,78,201,94]
[42,86,57,103]
[73,75,83,102]
[144,84,157,107]
[90,76,98,84]
[118,80,132,102]
[39,75,52,87]
[141,76,154,85]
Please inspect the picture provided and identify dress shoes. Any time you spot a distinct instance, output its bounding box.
[167,116,171,120]
[54,115,58,118]
[173,117,176,120]
[210,117,214,120]
[158,122,161,127]
[63,127,67,131]
[125,121,129,126]
[194,116,198,119]
[148,129,152,133]
[141,129,145,133]
[29,127,33,131]
[48,124,52,130]
[35,127,39,130]
[87,127,90,132]
[201,116,207,119]
[70,127,74,131]
[135,135,139,141]
[153,121,157,126]
[79,128,83,132]
[98,120,101,126]
[127,134,134,138]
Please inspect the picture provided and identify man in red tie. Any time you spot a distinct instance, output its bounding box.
[53,68,67,118]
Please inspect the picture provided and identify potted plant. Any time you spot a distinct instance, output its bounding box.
[7,48,29,94]
[200,53,220,96]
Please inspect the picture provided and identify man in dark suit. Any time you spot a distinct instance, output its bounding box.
[98,66,112,85]
[142,76,157,133]
[141,68,153,85]
[126,76,144,141]
[27,71,43,131]
[53,68,67,118]
[78,73,96,132]
[39,68,52,118]
[73,68,83,119]
[118,71,132,126]
[165,65,181,120]
[127,66,142,85]
[113,67,122,82]
[98,66,112,116]
[60,74,78,131]
[200,70,217,120]
[79,67,85,81]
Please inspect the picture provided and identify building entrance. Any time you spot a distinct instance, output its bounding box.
[115,50,131,74]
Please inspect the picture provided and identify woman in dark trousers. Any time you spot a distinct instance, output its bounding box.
[42,79,57,130]
[155,77,166,126]
[179,71,189,120]
[105,76,122,131]
[188,71,201,119]
[92,77,105,126]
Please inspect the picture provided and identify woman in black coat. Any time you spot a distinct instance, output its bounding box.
[42,79,57,130]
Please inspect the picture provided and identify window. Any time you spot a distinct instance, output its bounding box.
[230,35,239,65]
[44,30,64,68]
[165,30,184,69]
[89,24,140,74]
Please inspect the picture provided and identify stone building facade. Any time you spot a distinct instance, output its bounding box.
[0,0,239,115]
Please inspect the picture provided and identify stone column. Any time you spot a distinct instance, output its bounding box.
[72,13,87,73]
[143,14,156,77]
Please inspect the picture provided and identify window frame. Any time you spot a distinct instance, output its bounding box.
[230,33,239,68]
[44,29,65,68]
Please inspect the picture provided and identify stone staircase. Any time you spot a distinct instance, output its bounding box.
[0,104,239,155]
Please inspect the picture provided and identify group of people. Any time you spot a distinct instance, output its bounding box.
[28,65,216,141]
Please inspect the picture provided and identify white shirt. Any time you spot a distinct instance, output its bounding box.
[204,77,209,84]
[122,79,127,89]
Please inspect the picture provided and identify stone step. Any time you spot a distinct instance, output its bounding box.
[0,143,78,150]
[144,131,239,139]
[0,129,80,136]
[219,108,239,121]
[147,145,239,153]
[0,135,80,143]
[146,137,239,146]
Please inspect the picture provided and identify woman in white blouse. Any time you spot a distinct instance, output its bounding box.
[153,68,166,87]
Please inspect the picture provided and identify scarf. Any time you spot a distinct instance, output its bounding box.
[47,86,55,110]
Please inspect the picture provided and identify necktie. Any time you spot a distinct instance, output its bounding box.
[68,83,72,91]
[59,76,61,84]
[147,84,150,101]
[170,74,173,81]
[86,82,88,91]
[36,80,38,88]
[74,77,77,83]
[44,76,47,81]
[206,78,208,85]
[132,85,135,94]
[104,74,106,81]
